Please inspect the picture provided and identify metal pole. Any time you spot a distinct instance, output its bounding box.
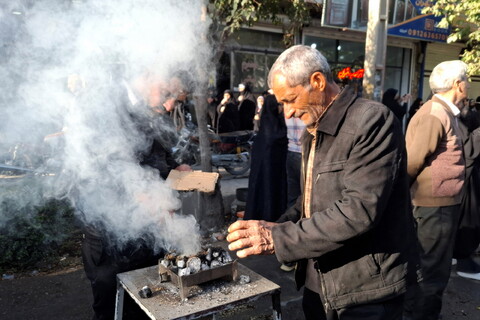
[363,0,388,101]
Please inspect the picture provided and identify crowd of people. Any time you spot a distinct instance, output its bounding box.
[211,83,272,134]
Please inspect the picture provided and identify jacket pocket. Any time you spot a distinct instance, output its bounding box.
[316,161,345,183]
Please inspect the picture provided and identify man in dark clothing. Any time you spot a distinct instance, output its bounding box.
[454,104,480,280]
[82,74,190,320]
[227,45,413,320]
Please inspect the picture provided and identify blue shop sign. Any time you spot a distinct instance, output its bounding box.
[388,0,450,42]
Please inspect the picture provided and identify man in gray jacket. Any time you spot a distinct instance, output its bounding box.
[227,45,413,319]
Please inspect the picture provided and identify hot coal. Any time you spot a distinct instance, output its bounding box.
[160,246,233,276]
[186,256,201,273]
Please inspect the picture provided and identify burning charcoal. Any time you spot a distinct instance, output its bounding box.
[212,250,220,258]
[210,260,221,268]
[201,263,210,271]
[176,256,186,268]
[138,285,153,298]
[160,259,170,268]
[205,247,213,262]
[221,251,233,263]
[178,267,191,277]
[186,257,201,274]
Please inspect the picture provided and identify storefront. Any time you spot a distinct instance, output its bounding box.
[219,27,285,95]
[302,25,415,97]
[222,25,415,97]
[221,0,479,104]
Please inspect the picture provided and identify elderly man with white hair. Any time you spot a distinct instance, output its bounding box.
[404,60,470,320]
[228,45,413,320]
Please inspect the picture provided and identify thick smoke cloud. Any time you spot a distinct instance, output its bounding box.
[0,0,212,255]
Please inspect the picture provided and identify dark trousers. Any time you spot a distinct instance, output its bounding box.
[82,233,161,320]
[286,151,302,208]
[303,288,404,320]
[404,205,460,320]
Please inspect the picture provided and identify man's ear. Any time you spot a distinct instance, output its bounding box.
[310,72,326,91]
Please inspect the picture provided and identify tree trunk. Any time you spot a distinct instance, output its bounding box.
[193,93,212,172]
[194,4,213,173]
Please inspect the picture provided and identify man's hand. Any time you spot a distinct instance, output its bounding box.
[226,220,277,258]
[163,97,176,112]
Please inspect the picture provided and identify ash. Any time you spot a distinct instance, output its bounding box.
[151,275,258,306]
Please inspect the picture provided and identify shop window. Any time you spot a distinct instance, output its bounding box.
[384,68,402,92]
[386,47,404,67]
[356,0,369,27]
[303,35,411,95]
[232,51,279,93]
[324,0,352,27]
[323,0,418,30]
[388,0,417,25]
[225,29,284,92]
[337,41,365,64]
[304,36,336,62]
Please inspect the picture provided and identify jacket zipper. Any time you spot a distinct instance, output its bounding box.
[318,268,332,312]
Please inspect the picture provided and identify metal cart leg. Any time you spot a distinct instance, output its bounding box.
[272,290,282,320]
[115,281,125,320]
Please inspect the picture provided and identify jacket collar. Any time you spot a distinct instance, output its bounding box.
[316,85,357,136]
[432,94,460,117]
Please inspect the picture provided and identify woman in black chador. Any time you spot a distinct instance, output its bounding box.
[216,90,239,133]
[382,88,409,122]
[244,94,288,222]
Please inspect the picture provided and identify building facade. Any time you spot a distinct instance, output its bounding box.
[217,0,479,117]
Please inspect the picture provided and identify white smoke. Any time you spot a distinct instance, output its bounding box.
[0,0,213,255]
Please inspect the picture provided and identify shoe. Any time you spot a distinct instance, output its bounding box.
[456,271,480,280]
[280,263,295,272]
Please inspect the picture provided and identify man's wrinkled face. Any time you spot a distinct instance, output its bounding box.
[271,72,324,126]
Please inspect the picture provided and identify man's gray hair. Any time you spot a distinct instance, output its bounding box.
[429,60,468,94]
[268,45,333,88]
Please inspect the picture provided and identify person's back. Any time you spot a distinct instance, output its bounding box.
[406,97,465,206]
